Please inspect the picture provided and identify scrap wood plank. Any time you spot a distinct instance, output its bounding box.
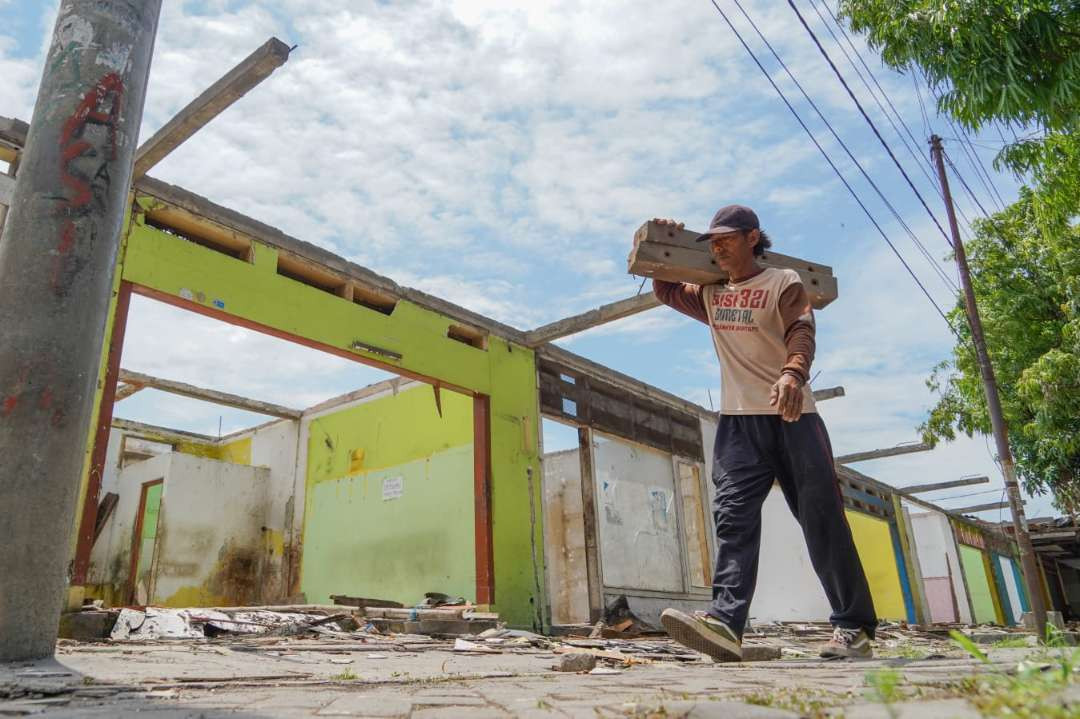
[330,595,404,609]
[627,220,838,309]
[133,38,291,179]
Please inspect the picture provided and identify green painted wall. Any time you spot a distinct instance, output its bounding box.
[960,545,998,624]
[120,216,545,627]
[302,385,475,605]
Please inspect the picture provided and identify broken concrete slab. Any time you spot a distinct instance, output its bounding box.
[57,611,117,642]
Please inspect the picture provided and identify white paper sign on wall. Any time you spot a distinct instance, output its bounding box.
[382,476,404,501]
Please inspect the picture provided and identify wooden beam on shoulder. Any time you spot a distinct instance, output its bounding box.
[524,292,661,346]
[118,368,302,419]
[835,442,931,464]
[133,37,291,179]
[905,476,990,494]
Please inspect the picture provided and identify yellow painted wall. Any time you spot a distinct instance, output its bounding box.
[116,212,545,628]
[302,385,475,605]
[846,510,907,621]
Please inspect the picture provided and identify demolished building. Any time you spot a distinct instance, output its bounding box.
[0,110,1072,637]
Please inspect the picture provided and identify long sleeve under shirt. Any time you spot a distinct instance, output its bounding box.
[654,267,817,414]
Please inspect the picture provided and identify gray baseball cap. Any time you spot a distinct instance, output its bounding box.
[695,205,760,241]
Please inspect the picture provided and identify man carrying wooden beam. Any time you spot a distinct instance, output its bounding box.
[650,205,877,662]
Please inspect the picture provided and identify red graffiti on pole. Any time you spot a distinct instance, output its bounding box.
[51,72,125,296]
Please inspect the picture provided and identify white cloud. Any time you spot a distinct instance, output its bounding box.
[0,1,1038,515]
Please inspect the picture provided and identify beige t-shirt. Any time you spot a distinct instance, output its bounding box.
[702,268,817,415]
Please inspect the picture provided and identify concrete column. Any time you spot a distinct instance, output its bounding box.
[0,0,162,661]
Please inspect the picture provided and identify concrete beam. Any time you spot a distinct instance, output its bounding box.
[905,475,990,494]
[133,37,291,178]
[112,417,218,446]
[835,442,931,464]
[118,368,302,419]
[811,386,845,402]
[952,500,1020,514]
[113,383,145,402]
[524,293,661,346]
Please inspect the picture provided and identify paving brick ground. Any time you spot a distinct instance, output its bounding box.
[0,636,1065,717]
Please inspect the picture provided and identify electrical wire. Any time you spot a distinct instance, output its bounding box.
[812,1,944,204]
[786,0,954,249]
[957,127,1008,211]
[916,66,1008,214]
[727,0,959,295]
[910,63,932,139]
[944,150,993,219]
[705,0,959,333]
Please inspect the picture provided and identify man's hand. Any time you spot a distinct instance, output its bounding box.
[769,373,804,422]
[653,217,684,230]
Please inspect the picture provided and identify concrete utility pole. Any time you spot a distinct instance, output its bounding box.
[930,135,1048,640]
[0,0,162,661]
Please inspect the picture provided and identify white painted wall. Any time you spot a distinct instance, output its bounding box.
[752,485,834,623]
[908,509,973,624]
[152,453,271,605]
[87,453,172,597]
[541,448,589,625]
[593,434,683,593]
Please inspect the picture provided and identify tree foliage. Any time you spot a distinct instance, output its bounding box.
[921,193,1079,511]
[838,1,1080,510]
[838,0,1080,226]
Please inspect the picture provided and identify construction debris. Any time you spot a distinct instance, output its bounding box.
[554,653,597,672]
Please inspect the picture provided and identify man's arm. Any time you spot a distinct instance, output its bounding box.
[653,279,708,324]
[778,282,816,383]
[770,281,816,421]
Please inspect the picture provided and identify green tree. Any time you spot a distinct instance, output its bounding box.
[921,192,1080,511]
[838,0,1080,227]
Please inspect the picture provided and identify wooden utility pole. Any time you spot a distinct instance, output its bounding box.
[930,135,1048,639]
[0,0,162,661]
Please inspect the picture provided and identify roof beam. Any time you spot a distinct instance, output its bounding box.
[112,417,218,446]
[113,382,145,402]
[118,368,302,419]
[1030,530,1080,542]
[904,476,990,494]
[835,442,931,464]
[524,293,661,347]
[133,37,291,179]
[811,386,845,402]
[951,500,1019,514]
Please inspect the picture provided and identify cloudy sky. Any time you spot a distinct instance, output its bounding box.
[0,1,1053,519]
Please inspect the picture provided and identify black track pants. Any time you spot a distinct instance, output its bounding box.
[707,413,877,638]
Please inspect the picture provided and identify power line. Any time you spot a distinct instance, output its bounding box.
[726,0,959,295]
[909,63,932,139]
[952,120,1008,211]
[813,2,943,202]
[705,0,958,332]
[915,67,1008,213]
[944,150,993,219]
[786,0,954,250]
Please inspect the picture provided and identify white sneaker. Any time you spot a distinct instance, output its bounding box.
[820,626,873,659]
